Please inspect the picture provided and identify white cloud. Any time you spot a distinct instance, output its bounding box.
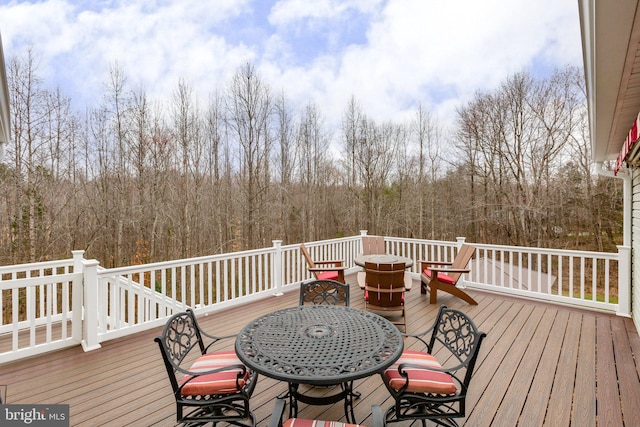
[295,0,582,130]
[0,0,255,104]
[269,0,381,26]
[0,0,582,138]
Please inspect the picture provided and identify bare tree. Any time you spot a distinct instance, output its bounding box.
[0,52,624,265]
[272,91,297,242]
[204,89,232,252]
[225,63,273,249]
[412,104,442,238]
[295,102,332,240]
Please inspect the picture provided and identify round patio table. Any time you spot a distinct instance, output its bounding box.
[235,305,403,423]
[354,254,414,269]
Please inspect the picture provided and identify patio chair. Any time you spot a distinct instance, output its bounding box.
[361,235,386,255]
[154,309,258,426]
[358,262,412,292]
[299,279,350,306]
[269,397,386,427]
[420,244,477,305]
[362,261,409,331]
[300,243,347,284]
[380,305,486,427]
[298,279,351,398]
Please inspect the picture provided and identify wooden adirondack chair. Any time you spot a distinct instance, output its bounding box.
[361,235,386,255]
[300,243,347,284]
[420,244,477,305]
[363,261,408,331]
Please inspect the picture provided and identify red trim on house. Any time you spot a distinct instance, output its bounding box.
[615,112,640,175]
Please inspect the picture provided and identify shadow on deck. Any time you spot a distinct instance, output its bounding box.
[0,273,639,426]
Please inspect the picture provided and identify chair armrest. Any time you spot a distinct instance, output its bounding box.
[308,266,347,272]
[269,398,286,427]
[428,267,470,274]
[313,260,344,267]
[398,362,448,373]
[401,329,433,348]
[357,271,366,289]
[201,332,237,352]
[420,260,453,268]
[403,272,413,291]
[372,404,386,427]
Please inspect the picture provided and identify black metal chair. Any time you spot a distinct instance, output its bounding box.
[299,279,350,306]
[298,279,353,404]
[380,305,486,427]
[154,308,258,426]
[269,397,386,427]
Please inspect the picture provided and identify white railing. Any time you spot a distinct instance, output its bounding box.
[87,246,278,347]
[0,251,84,363]
[381,236,626,314]
[0,234,628,364]
[466,243,627,313]
[85,236,364,347]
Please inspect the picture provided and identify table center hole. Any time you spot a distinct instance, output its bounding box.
[303,324,336,338]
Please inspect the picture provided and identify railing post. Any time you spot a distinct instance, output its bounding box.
[82,259,102,351]
[272,240,284,296]
[456,237,467,248]
[617,245,631,317]
[71,250,85,344]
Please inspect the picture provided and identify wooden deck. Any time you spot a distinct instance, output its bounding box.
[1,274,639,426]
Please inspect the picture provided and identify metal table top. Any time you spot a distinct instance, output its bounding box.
[235,305,404,386]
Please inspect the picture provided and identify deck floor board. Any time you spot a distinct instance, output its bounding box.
[0,273,637,426]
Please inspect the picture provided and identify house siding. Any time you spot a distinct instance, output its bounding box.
[632,168,640,329]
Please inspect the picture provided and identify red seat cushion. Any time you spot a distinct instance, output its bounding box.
[422,269,457,285]
[317,271,340,281]
[179,350,248,396]
[383,350,457,394]
[283,419,363,427]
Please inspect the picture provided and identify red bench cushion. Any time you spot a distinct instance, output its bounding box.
[317,271,340,281]
[179,350,248,396]
[383,350,457,394]
[422,269,457,285]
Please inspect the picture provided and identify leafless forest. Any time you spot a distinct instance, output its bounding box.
[0,49,622,267]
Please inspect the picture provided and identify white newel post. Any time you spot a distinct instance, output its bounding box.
[71,250,85,344]
[272,240,284,296]
[617,245,631,317]
[82,259,102,351]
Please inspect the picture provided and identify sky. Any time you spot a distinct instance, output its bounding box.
[0,0,584,137]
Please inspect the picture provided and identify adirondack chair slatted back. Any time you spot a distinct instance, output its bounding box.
[299,243,346,283]
[448,244,476,281]
[362,235,386,255]
[300,243,316,271]
[364,261,407,330]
